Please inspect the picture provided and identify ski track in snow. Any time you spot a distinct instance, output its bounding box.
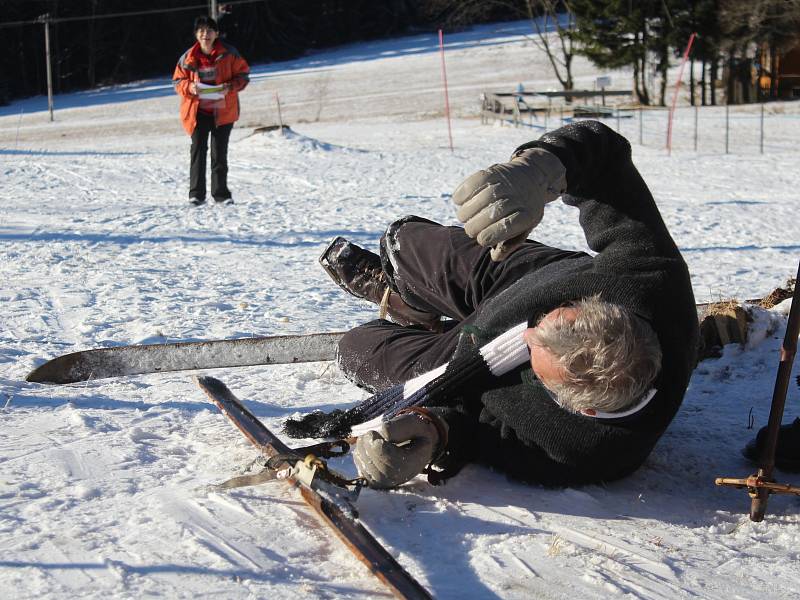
[1,20,800,600]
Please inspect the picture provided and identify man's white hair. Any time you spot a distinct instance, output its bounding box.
[530,295,662,414]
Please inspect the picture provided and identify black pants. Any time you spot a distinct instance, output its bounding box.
[337,216,588,392]
[189,112,233,201]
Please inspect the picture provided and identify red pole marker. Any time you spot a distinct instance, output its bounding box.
[439,29,454,152]
[667,32,697,155]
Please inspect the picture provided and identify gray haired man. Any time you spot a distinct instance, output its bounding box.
[317,121,699,489]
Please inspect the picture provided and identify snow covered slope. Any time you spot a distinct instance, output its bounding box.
[1,20,799,600]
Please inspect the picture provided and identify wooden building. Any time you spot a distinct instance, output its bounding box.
[758,43,800,100]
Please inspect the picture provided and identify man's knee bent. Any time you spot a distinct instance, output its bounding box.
[336,320,399,392]
[379,215,442,283]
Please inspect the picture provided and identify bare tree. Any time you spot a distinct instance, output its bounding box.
[523,1,575,95]
[312,74,331,122]
[423,0,577,95]
[570,0,653,105]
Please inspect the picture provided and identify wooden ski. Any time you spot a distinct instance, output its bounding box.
[26,331,344,384]
[195,375,432,600]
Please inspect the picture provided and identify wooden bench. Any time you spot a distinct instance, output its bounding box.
[481,89,633,128]
[481,92,549,128]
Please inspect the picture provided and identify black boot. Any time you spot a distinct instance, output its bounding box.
[319,237,442,331]
[319,237,386,303]
[742,417,800,472]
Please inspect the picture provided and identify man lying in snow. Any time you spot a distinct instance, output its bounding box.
[285,120,700,488]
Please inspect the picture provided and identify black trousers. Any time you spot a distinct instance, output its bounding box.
[189,112,233,201]
[337,216,588,392]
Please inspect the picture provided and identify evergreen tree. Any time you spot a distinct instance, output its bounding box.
[569,0,654,105]
[670,0,722,105]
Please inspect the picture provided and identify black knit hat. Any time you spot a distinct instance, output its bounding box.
[194,16,219,33]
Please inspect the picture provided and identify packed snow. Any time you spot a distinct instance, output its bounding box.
[1,20,799,600]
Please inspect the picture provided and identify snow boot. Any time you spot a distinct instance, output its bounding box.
[742,417,800,472]
[319,236,442,331]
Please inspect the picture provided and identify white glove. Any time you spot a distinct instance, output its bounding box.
[353,410,446,489]
[452,148,566,261]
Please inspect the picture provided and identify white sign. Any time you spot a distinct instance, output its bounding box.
[596,76,612,88]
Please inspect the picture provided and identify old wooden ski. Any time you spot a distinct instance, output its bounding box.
[195,375,432,600]
[26,331,344,384]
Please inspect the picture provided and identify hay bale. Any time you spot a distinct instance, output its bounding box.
[698,301,749,360]
[759,278,795,309]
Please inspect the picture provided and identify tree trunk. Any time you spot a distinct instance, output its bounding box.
[525,1,575,102]
[770,44,779,98]
[633,59,649,105]
[701,59,707,106]
[108,26,133,82]
[640,53,651,105]
[756,44,765,102]
[739,45,752,104]
[710,57,718,105]
[726,49,736,104]
[658,38,669,106]
[564,53,573,102]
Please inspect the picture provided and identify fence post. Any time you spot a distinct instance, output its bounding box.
[438,29,454,152]
[694,105,698,152]
[38,14,55,122]
[275,92,284,134]
[760,103,765,154]
[725,104,730,154]
[639,107,643,145]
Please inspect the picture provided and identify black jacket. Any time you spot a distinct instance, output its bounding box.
[432,121,699,485]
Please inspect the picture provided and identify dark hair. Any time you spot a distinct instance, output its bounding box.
[194,16,219,33]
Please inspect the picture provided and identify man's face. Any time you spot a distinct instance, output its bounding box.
[195,27,218,47]
[523,306,579,390]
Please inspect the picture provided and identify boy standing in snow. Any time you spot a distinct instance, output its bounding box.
[173,16,249,206]
[292,120,699,489]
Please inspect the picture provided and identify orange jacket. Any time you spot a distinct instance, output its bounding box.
[173,40,250,136]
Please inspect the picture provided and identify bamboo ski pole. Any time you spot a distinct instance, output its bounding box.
[716,259,800,520]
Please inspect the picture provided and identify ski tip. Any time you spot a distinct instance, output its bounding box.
[195,374,220,386]
[195,375,229,397]
[25,361,73,385]
[25,349,105,385]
